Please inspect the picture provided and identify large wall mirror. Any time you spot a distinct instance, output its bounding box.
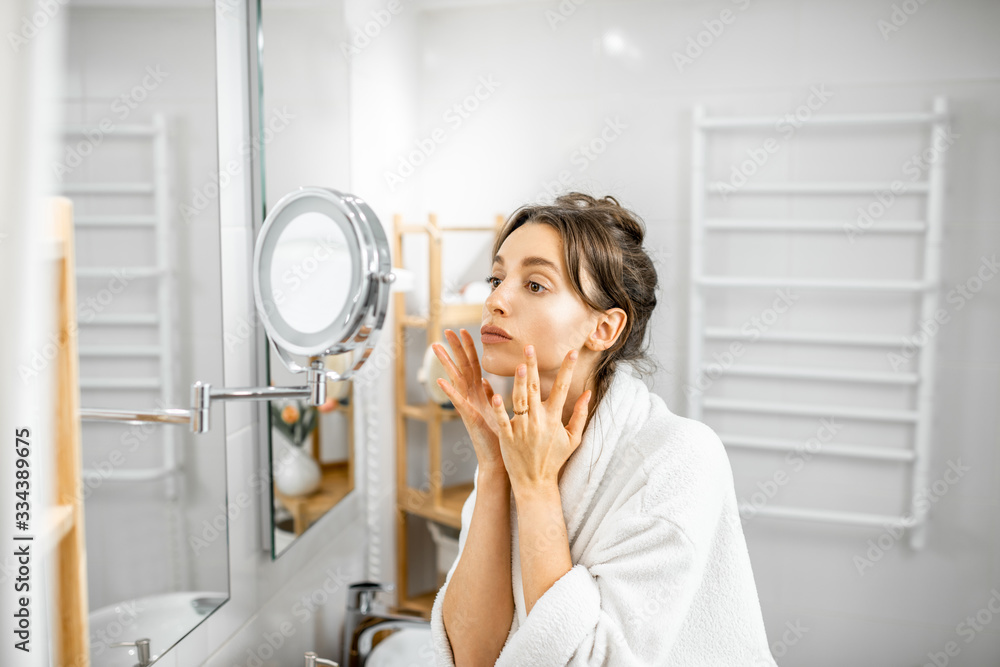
[254,0,355,558]
[56,0,229,663]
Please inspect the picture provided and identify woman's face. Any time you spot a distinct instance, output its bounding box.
[480,222,599,378]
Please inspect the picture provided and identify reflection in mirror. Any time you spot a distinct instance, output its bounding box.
[270,213,353,335]
[257,0,355,558]
[55,0,229,662]
[271,355,355,556]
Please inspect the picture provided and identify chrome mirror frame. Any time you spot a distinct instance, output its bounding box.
[253,186,393,374]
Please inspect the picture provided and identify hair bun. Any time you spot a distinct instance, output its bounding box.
[554,192,645,244]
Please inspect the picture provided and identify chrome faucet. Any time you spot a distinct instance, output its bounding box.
[304,651,339,666]
[108,638,152,667]
[342,582,430,667]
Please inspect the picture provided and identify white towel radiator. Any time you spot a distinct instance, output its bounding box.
[60,112,186,585]
[687,96,949,550]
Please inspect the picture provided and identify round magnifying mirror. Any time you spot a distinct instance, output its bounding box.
[253,186,392,379]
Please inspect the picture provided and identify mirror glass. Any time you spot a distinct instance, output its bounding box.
[270,213,353,335]
[256,0,354,557]
[54,0,229,663]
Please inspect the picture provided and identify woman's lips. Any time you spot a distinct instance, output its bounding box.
[481,333,511,344]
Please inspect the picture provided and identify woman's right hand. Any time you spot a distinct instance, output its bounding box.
[432,328,507,472]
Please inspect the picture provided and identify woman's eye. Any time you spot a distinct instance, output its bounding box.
[485,275,545,294]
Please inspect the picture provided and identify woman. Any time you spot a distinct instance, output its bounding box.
[428,193,776,666]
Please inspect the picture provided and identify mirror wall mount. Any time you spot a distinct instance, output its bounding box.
[80,187,394,435]
[78,358,331,433]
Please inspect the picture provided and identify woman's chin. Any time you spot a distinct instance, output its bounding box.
[480,351,514,378]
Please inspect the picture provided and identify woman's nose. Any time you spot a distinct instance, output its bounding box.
[485,281,507,314]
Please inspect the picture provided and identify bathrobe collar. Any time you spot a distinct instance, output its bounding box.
[555,362,653,545]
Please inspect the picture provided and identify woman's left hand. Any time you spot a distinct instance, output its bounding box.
[489,344,592,496]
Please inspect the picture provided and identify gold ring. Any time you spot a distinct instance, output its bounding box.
[513,408,529,415]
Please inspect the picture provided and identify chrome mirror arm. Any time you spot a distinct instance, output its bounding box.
[80,358,345,434]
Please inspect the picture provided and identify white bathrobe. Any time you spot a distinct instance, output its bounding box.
[429,362,777,666]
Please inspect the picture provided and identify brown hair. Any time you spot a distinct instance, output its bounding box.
[492,192,660,434]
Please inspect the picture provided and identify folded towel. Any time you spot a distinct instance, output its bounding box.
[430,362,777,666]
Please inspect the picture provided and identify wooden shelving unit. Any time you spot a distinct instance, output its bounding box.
[392,212,504,616]
[50,197,91,664]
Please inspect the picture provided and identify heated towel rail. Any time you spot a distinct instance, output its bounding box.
[687,96,949,550]
[60,113,180,495]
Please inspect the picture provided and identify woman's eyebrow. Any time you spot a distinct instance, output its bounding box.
[492,254,560,273]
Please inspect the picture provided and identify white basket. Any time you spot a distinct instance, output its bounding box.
[426,520,459,580]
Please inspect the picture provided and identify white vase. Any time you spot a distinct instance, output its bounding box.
[273,433,322,497]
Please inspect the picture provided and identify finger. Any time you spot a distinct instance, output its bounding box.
[435,377,472,415]
[459,328,484,393]
[525,345,542,414]
[490,392,513,440]
[480,378,501,430]
[566,389,592,445]
[431,341,467,393]
[513,361,528,414]
[546,349,579,414]
[482,377,497,405]
[444,329,474,388]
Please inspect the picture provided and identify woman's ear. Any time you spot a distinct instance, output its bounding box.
[586,308,627,351]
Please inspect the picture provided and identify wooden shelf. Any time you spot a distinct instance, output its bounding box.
[393,212,505,622]
[274,463,351,535]
[401,302,485,329]
[396,590,437,618]
[400,402,462,422]
[397,481,474,530]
